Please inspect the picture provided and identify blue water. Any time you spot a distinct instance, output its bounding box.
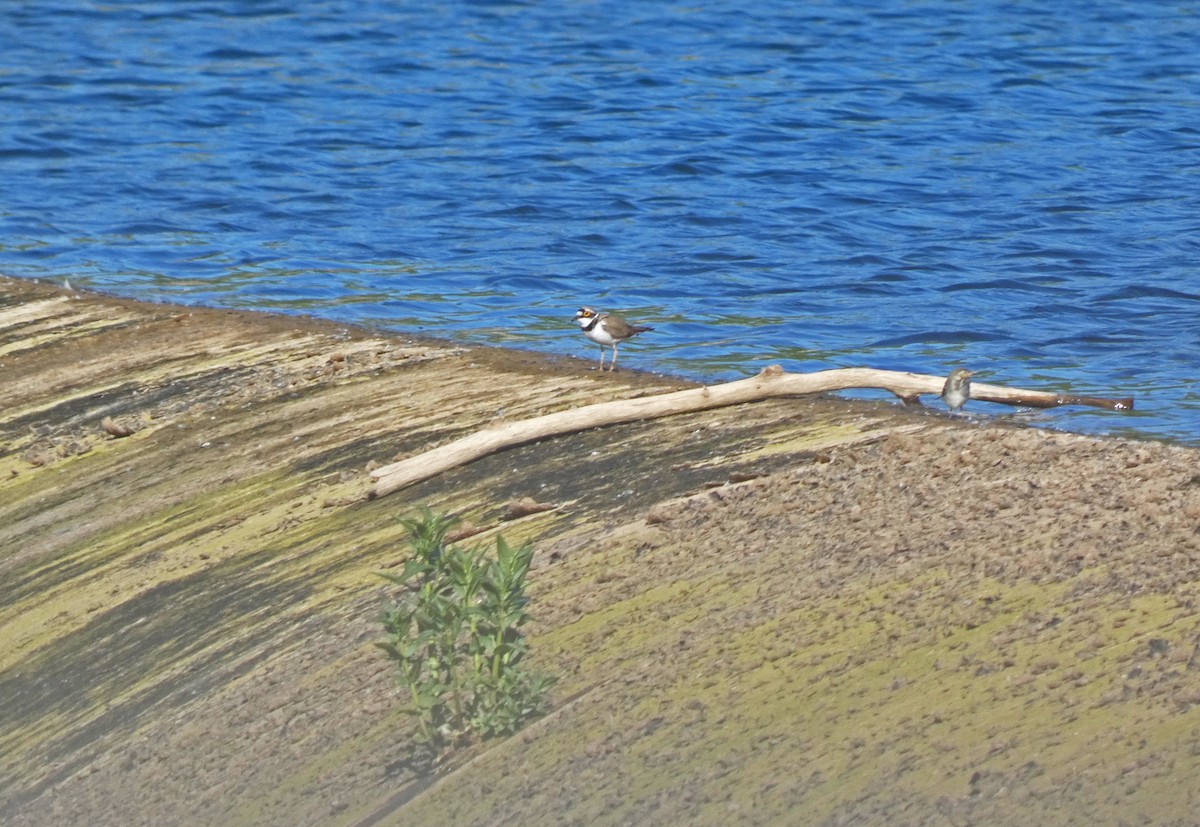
[2,2,1199,442]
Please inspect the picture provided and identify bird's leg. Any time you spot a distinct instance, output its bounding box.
[597,346,606,371]
[609,344,619,372]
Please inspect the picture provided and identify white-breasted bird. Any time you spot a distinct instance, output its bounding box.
[574,306,653,372]
[940,367,973,412]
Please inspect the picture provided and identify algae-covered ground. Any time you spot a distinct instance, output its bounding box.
[2,276,1199,826]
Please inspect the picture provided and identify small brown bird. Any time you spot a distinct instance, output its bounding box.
[940,367,973,412]
[574,307,653,372]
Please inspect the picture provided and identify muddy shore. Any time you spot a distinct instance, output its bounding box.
[3,275,1199,827]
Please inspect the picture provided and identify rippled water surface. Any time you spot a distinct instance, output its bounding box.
[2,1,1199,441]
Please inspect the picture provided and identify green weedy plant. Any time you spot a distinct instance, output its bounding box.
[376,508,555,746]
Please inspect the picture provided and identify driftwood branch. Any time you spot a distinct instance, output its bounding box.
[369,366,1133,499]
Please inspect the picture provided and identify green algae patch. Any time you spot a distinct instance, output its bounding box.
[2,469,312,662]
[742,416,879,459]
[389,556,1200,827]
[9,277,1200,827]
[221,675,417,827]
[540,579,710,680]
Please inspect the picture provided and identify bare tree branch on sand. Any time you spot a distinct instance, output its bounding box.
[369,365,1133,499]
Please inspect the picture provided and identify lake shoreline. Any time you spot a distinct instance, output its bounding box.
[4,275,1198,827]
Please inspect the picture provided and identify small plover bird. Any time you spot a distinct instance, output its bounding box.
[574,307,653,372]
[940,367,973,412]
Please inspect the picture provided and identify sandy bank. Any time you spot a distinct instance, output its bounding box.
[2,276,1198,827]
